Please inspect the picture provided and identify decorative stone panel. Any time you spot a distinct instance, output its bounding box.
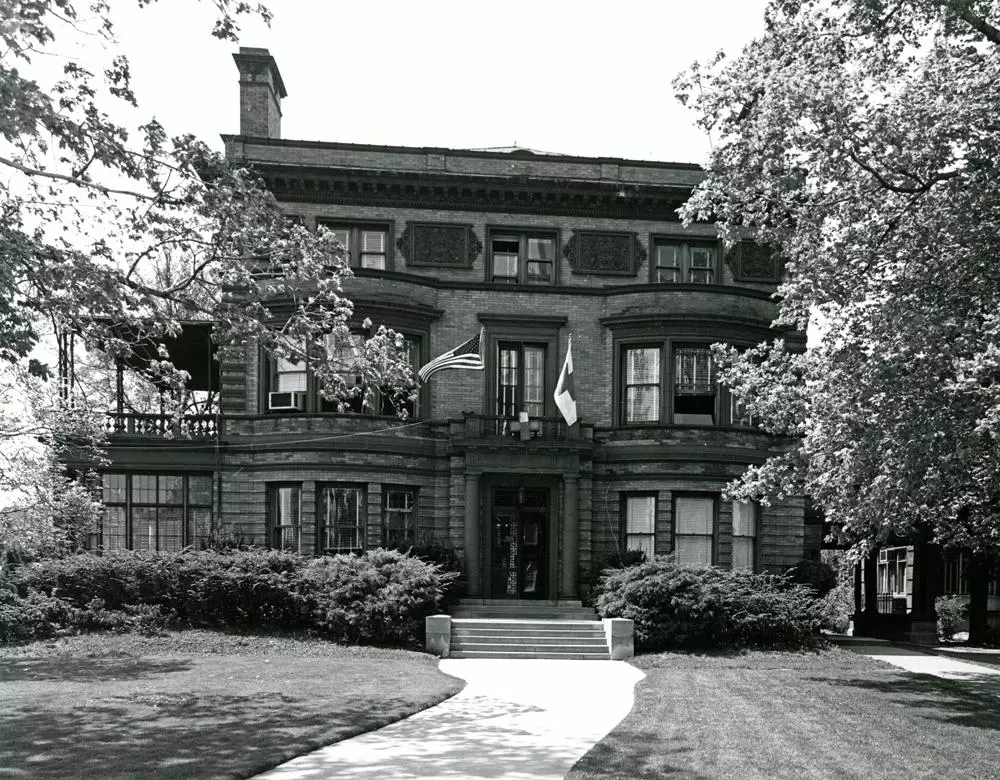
[563,230,646,276]
[732,241,779,282]
[397,223,482,268]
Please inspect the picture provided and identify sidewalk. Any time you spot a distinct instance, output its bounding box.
[252,659,645,780]
[839,637,1000,683]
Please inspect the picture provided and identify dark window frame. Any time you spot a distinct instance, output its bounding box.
[617,339,739,428]
[650,236,721,284]
[495,340,549,422]
[267,482,302,552]
[382,485,418,548]
[486,228,558,285]
[317,483,367,555]
[97,473,213,553]
[622,492,657,558]
[318,220,393,271]
[672,492,718,565]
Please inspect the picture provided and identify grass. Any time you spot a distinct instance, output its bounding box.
[0,629,463,780]
[568,647,1000,780]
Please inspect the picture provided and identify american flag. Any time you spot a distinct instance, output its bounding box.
[417,328,485,382]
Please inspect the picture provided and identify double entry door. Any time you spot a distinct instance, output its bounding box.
[489,486,549,599]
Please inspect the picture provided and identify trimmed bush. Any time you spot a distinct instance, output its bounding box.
[0,588,75,643]
[595,557,825,650]
[5,547,455,647]
[303,548,458,646]
[935,595,968,641]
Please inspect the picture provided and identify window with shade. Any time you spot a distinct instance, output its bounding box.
[94,473,213,552]
[496,342,546,421]
[731,500,757,570]
[622,345,661,424]
[652,240,718,283]
[267,484,301,552]
[489,232,555,284]
[325,224,389,270]
[273,348,308,394]
[318,484,366,554]
[624,494,656,557]
[674,495,715,565]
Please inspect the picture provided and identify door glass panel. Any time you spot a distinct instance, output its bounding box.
[523,347,545,417]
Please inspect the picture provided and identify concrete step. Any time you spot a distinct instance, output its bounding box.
[449,649,610,660]
[447,617,609,660]
[452,636,608,648]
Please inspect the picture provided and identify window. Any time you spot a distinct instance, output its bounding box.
[489,232,555,284]
[674,347,716,425]
[731,501,757,570]
[268,484,301,552]
[383,486,417,548]
[877,547,907,595]
[620,343,721,426]
[497,342,546,420]
[622,346,661,424]
[730,394,759,428]
[318,485,366,554]
[320,333,421,417]
[674,495,715,565]
[624,495,656,557]
[652,240,718,283]
[324,223,390,270]
[95,473,212,552]
[274,349,308,393]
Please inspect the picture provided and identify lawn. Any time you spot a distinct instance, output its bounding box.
[0,630,463,780]
[568,647,1000,780]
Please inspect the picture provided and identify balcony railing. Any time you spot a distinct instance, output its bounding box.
[106,413,219,439]
[457,413,588,442]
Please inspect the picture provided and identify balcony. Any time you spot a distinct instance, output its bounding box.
[453,413,593,444]
[106,413,219,439]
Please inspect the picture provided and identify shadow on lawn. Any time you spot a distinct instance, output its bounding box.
[816,671,1000,731]
[0,656,194,682]
[569,733,711,780]
[0,689,419,780]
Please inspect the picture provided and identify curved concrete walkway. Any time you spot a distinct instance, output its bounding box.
[253,659,645,779]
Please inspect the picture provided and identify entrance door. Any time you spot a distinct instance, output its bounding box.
[490,487,548,599]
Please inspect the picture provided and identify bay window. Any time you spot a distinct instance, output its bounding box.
[674,495,715,565]
[624,494,656,557]
[731,500,757,570]
[318,484,366,554]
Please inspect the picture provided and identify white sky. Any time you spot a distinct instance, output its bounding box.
[106,0,769,164]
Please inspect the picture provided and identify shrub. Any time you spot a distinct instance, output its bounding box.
[0,588,75,643]
[935,595,968,641]
[595,557,825,650]
[820,582,854,633]
[785,559,837,597]
[303,548,457,646]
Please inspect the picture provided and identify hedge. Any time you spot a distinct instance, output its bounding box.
[3,548,456,647]
[595,556,826,650]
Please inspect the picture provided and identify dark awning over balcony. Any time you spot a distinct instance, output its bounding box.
[101,321,218,392]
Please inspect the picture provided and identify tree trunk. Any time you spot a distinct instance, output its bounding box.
[967,553,991,646]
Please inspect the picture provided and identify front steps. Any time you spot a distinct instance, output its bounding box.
[443,600,610,660]
[450,619,610,659]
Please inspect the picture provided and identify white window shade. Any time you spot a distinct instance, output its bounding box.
[675,497,713,534]
[626,496,655,534]
[675,537,712,565]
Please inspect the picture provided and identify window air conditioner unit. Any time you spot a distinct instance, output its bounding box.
[268,391,306,411]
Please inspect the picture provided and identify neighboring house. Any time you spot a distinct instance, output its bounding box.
[89,48,809,602]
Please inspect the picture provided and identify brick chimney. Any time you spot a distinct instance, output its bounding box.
[232,47,287,139]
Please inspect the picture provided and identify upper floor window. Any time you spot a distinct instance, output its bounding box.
[318,484,366,554]
[674,347,716,425]
[623,346,661,424]
[324,223,390,270]
[489,232,555,284]
[619,342,722,426]
[497,342,547,420]
[652,239,718,284]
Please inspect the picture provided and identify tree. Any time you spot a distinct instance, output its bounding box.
[675,0,1000,642]
[1,0,415,408]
